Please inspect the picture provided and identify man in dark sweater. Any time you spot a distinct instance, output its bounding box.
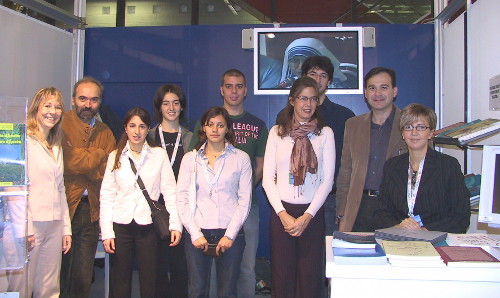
[301,56,355,234]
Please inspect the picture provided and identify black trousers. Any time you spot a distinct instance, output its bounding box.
[352,193,383,232]
[109,220,159,298]
[156,229,189,298]
[270,201,325,298]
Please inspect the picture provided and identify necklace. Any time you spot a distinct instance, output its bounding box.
[411,169,418,187]
[208,149,224,158]
[130,148,142,154]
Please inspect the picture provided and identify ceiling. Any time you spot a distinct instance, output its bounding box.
[238,0,434,24]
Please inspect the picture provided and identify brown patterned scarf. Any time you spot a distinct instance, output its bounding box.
[289,117,318,186]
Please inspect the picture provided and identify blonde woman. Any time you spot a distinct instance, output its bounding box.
[26,87,72,297]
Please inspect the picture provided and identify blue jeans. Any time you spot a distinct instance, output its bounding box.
[185,229,245,298]
[324,192,338,235]
[60,198,99,298]
[237,203,259,298]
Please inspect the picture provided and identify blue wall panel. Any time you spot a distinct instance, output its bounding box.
[84,23,434,258]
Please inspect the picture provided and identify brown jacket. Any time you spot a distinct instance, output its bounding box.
[61,110,116,223]
[336,106,407,232]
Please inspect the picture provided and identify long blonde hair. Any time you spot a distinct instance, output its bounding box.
[27,87,65,146]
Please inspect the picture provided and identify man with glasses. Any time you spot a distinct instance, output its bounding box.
[299,56,355,235]
[336,67,408,232]
[60,77,116,298]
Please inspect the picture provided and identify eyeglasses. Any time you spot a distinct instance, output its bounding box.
[403,124,430,131]
[42,104,63,113]
[307,72,329,80]
[295,96,319,102]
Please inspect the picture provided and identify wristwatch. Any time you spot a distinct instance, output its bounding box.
[336,215,344,224]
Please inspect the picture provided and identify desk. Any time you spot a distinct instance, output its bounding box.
[325,236,500,298]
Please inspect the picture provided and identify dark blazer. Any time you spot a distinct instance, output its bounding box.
[374,149,470,233]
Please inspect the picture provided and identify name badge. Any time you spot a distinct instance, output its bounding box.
[411,214,423,227]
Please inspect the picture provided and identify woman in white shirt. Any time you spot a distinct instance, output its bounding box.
[176,106,252,298]
[26,87,72,298]
[100,107,182,297]
[263,77,335,298]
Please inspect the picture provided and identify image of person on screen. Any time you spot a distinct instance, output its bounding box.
[373,104,470,233]
[276,38,347,89]
[259,54,282,89]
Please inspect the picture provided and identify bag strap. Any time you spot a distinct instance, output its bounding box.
[129,158,161,211]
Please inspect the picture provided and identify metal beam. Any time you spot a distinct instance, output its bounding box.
[436,0,465,22]
[12,0,83,28]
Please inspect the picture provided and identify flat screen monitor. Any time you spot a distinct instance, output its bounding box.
[253,26,363,95]
[478,145,500,227]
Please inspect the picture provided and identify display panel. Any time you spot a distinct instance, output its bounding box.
[478,145,500,227]
[254,27,363,95]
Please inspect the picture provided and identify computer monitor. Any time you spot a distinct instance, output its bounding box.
[478,145,500,228]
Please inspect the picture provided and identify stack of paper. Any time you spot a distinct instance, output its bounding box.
[332,232,387,265]
[446,233,500,248]
[434,119,500,146]
[381,240,445,267]
[435,246,500,267]
[375,227,447,244]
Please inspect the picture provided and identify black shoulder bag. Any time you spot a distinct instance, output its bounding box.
[129,158,170,240]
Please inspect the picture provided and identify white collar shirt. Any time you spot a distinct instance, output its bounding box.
[100,141,180,240]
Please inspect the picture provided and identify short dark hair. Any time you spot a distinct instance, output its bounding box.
[72,76,104,99]
[301,56,334,82]
[221,69,246,87]
[363,67,397,89]
[152,84,187,123]
[195,106,236,150]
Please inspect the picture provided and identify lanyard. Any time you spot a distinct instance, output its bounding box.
[158,124,181,167]
[407,156,425,217]
[200,149,226,198]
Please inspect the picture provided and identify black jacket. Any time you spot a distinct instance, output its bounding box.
[374,149,470,233]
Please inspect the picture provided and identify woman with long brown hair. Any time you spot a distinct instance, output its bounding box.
[263,76,335,297]
[100,107,182,297]
[176,106,252,298]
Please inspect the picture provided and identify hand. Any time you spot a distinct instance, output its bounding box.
[169,230,182,247]
[278,211,296,231]
[396,217,421,230]
[26,235,35,252]
[193,236,208,252]
[338,219,347,232]
[103,238,115,254]
[285,213,313,237]
[62,235,72,254]
[216,236,233,255]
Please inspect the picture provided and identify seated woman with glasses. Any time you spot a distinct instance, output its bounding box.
[373,103,470,233]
